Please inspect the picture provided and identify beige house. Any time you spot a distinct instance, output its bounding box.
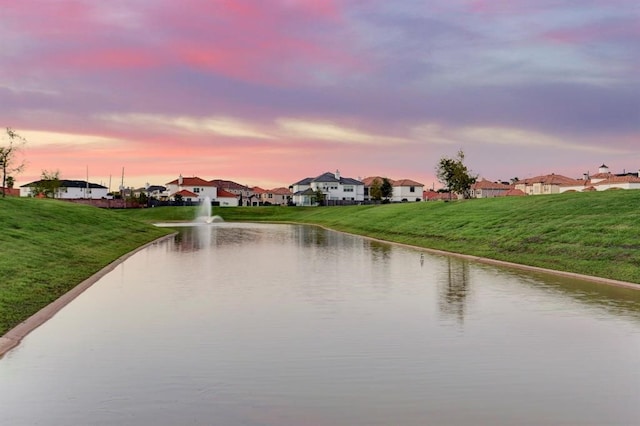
[255,187,292,206]
[470,179,511,198]
[560,164,640,192]
[515,174,583,195]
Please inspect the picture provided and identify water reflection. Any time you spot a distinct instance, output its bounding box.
[2,223,639,426]
[438,257,471,325]
[368,240,392,262]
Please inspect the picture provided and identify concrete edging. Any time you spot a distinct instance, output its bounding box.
[0,234,176,358]
[307,223,640,291]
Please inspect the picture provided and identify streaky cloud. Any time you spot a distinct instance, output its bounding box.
[98,113,274,140]
[277,118,410,145]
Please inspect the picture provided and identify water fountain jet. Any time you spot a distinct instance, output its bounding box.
[195,196,224,224]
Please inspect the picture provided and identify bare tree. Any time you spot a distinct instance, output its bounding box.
[1,128,26,197]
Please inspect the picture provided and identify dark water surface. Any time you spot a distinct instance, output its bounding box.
[1,223,640,425]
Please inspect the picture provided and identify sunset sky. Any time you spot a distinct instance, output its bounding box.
[2,0,638,191]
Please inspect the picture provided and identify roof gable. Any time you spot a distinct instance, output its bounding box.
[313,172,340,183]
[173,189,198,197]
[472,179,510,190]
[269,187,292,195]
[217,188,238,198]
[166,177,214,187]
[210,179,248,190]
[393,179,423,187]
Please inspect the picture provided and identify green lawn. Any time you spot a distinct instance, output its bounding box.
[2,190,639,337]
[0,197,171,336]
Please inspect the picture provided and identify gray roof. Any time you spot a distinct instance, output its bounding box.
[294,188,316,196]
[293,172,363,187]
[21,179,107,189]
[313,172,340,183]
[292,177,314,186]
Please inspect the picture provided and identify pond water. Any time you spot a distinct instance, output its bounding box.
[1,223,640,425]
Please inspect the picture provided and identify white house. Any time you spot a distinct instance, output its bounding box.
[216,188,240,207]
[361,176,423,202]
[290,170,364,206]
[392,179,424,202]
[560,164,640,193]
[20,179,109,199]
[211,179,257,206]
[166,175,217,202]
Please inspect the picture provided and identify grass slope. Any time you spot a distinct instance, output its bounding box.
[120,190,640,284]
[0,197,171,336]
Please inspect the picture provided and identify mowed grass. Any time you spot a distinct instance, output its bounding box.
[0,197,171,336]
[120,190,640,284]
[2,190,639,337]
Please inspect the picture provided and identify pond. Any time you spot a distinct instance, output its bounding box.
[1,223,640,425]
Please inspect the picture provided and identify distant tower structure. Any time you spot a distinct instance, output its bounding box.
[598,164,609,174]
[335,169,341,180]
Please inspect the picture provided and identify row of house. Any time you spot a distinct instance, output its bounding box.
[19,171,425,206]
[19,163,638,205]
[289,171,424,206]
[470,164,640,198]
[166,171,425,206]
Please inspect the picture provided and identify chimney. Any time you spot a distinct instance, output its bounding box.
[178,174,183,186]
[335,169,341,180]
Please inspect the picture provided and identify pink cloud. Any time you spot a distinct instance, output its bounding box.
[542,20,640,44]
[4,0,362,86]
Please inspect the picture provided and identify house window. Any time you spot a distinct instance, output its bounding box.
[409,186,415,192]
[194,187,201,193]
[268,194,273,198]
[344,186,353,192]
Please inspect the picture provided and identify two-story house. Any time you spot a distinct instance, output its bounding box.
[211,179,257,206]
[392,179,424,202]
[470,179,511,198]
[166,176,217,202]
[290,170,364,206]
[362,176,424,202]
[255,187,292,206]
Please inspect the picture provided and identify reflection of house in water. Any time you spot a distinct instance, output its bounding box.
[438,258,471,324]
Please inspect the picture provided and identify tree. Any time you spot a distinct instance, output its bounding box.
[313,188,326,206]
[380,177,393,202]
[39,170,61,198]
[369,178,382,201]
[435,150,477,199]
[5,176,14,189]
[1,128,26,197]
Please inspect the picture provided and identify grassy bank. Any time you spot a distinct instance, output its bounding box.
[0,197,172,336]
[2,190,639,337]
[120,190,640,285]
